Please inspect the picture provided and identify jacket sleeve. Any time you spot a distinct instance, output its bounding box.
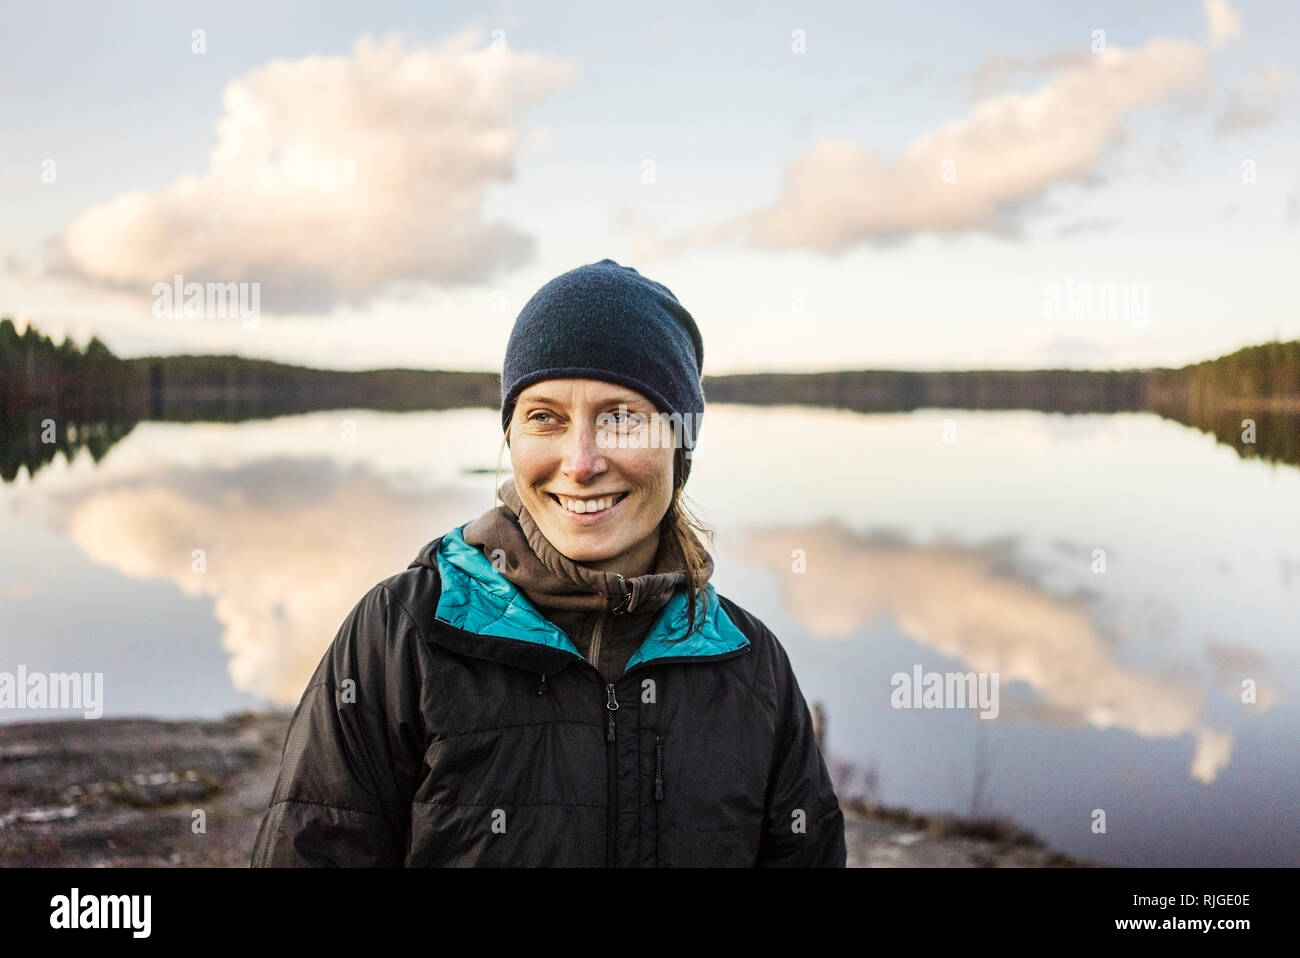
[251,582,427,867]
[756,636,847,868]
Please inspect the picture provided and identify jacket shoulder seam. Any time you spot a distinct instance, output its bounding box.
[412,799,605,810]
[266,797,386,817]
[374,577,434,650]
[430,718,600,743]
[714,595,781,727]
[301,674,387,727]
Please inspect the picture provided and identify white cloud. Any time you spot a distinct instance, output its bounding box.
[1216,65,1288,137]
[52,27,579,312]
[969,49,1092,98]
[1205,0,1243,48]
[1190,727,1233,784]
[634,37,1210,258]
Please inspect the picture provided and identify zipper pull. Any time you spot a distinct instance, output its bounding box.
[611,574,632,615]
[606,683,618,742]
[654,734,664,801]
[536,672,548,695]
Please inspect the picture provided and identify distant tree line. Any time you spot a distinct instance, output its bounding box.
[0,316,500,480]
[1148,339,1300,470]
[1149,339,1300,415]
[702,368,1151,412]
[1,315,1297,479]
[0,316,501,422]
[0,317,137,418]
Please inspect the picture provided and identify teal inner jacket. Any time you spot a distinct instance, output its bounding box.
[433,523,750,671]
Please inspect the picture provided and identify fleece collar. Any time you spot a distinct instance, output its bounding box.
[461,479,711,616]
[422,519,748,673]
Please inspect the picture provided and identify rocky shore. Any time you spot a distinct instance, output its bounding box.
[0,713,1093,867]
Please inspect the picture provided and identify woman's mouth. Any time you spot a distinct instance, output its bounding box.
[548,491,629,524]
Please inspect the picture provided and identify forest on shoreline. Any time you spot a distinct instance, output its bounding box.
[2,316,1297,481]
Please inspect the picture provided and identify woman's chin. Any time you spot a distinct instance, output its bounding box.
[552,536,620,565]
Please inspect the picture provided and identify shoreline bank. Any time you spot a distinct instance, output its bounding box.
[0,712,1094,867]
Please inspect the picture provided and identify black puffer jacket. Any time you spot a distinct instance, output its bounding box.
[251,519,846,867]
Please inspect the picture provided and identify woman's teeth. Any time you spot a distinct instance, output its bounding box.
[557,493,624,513]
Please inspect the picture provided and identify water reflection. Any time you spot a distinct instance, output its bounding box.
[1155,407,1300,472]
[38,458,480,705]
[0,413,137,483]
[25,447,1277,788]
[2,407,1296,865]
[730,520,1274,785]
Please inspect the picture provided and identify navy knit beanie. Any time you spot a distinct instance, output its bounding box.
[500,258,705,477]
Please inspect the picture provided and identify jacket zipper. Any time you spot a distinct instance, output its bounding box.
[654,733,664,801]
[588,609,607,672]
[653,732,663,866]
[605,681,618,867]
[574,638,751,868]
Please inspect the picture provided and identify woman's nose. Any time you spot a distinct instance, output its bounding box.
[561,424,606,480]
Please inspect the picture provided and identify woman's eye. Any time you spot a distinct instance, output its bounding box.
[527,410,645,426]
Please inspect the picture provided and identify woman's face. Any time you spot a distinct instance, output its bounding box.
[509,379,676,577]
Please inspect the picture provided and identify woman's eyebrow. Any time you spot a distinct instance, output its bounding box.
[521,394,646,407]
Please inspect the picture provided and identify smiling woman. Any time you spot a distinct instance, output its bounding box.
[510,380,673,577]
[251,258,846,867]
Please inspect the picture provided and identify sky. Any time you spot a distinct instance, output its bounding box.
[1,0,1297,373]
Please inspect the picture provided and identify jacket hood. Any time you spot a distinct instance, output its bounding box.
[417,478,712,618]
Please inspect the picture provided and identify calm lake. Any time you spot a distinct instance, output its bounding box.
[2,405,1297,866]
